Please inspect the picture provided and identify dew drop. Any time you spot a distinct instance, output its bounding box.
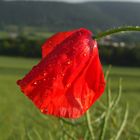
[66,83,71,88]
[43,78,46,81]
[41,109,44,113]
[83,53,87,57]
[32,81,38,86]
[67,60,71,65]
[43,72,47,76]
[94,43,97,48]
[61,73,65,77]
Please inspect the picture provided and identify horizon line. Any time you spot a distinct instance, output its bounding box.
[3,0,140,3]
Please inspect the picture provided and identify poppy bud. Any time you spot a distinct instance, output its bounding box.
[17,28,105,118]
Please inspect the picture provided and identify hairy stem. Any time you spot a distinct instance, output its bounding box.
[94,26,140,40]
[86,110,95,140]
[114,104,129,140]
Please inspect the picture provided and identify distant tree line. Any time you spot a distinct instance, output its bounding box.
[0,36,140,66]
[0,36,42,58]
[99,45,140,66]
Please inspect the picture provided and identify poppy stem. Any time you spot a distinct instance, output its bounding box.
[86,110,95,140]
[114,104,129,140]
[94,26,140,40]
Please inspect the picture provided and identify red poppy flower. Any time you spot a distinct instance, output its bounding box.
[17,28,105,118]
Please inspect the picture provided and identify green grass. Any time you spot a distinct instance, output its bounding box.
[0,56,140,140]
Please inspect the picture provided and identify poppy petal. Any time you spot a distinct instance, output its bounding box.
[42,30,74,58]
[59,41,105,118]
[17,28,105,118]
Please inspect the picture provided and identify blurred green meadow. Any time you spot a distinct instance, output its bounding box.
[0,56,140,140]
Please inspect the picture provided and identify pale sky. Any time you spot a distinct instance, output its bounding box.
[45,0,140,2]
[5,0,140,2]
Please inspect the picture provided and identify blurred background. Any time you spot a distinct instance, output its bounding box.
[0,0,140,65]
[0,0,140,139]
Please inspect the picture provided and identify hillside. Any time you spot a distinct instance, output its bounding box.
[0,1,140,32]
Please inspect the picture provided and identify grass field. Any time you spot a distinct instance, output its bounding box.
[0,56,140,140]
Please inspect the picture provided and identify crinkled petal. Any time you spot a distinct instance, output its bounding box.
[42,30,74,58]
[17,28,105,118]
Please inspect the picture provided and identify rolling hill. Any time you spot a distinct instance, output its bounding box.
[0,1,140,32]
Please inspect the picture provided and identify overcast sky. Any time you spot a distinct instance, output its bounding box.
[46,0,140,2]
[5,0,140,2]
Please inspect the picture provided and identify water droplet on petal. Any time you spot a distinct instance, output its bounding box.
[66,83,71,88]
[35,82,38,85]
[83,53,87,57]
[94,44,97,48]
[61,73,65,77]
[67,60,71,65]
[43,78,46,81]
[33,81,37,85]
[43,72,47,76]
